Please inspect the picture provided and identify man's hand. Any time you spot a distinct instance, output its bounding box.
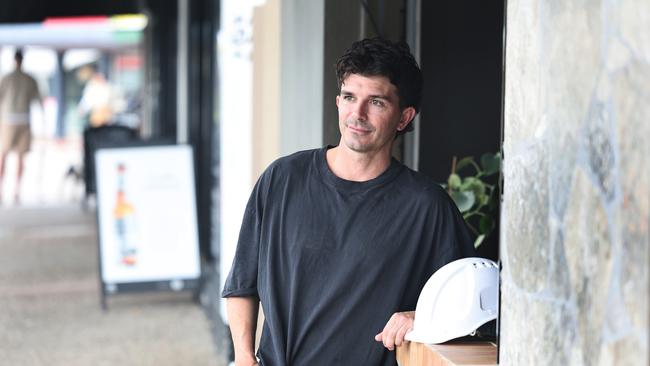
[374,311,415,351]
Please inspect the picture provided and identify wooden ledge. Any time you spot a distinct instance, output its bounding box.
[396,340,497,366]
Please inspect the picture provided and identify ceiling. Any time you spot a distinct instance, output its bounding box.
[0,0,140,24]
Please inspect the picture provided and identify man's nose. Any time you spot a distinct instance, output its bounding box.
[351,101,368,120]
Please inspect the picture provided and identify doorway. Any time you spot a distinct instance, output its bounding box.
[415,0,504,261]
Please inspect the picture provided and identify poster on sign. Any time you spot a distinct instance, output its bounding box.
[95,144,201,305]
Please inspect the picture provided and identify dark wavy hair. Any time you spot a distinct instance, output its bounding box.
[335,38,422,133]
[15,49,24,63]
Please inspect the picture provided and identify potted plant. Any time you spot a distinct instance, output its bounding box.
[444,153,501,248]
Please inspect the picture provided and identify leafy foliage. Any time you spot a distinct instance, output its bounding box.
[444,153,501,248]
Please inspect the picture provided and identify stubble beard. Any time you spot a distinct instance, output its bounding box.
[342,119,376,152]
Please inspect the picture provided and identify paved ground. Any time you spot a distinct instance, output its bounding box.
[0,136,85,206]
[0,205,223,366]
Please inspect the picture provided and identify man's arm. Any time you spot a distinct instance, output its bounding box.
[227,296,260,366]
[374,311,415,351]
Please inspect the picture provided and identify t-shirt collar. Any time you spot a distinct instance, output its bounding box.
[317,145,403,192]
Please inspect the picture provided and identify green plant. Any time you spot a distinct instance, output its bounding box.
[445,153,501,248]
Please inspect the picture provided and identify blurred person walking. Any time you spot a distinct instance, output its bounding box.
[77,64,124,128]
[0,49,42,204]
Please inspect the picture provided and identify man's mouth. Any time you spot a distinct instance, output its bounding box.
[346,121,373,133]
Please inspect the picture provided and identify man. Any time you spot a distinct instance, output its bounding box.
[77,64,123,128]
[0,49,41,204]
[222,38,475,366]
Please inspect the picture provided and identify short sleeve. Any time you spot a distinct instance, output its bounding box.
[430,188,477,272]
[30,78,41,102]
[0,77,6,99]
[221,172,268,298]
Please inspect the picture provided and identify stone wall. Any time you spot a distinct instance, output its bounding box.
[500,0,649,364]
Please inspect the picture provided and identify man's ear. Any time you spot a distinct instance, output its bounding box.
[396,107,416,131]
[336,95,340,108]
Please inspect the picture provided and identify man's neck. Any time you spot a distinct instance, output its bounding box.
[326,144,393,182]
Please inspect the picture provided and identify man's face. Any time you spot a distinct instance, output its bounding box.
[336,74,414,155]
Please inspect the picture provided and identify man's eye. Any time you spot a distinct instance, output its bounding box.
[371,99,384,107]
[343,95,354,101]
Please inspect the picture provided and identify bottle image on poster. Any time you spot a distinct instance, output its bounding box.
[113,163,138,266]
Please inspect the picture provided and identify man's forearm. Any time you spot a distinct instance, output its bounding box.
[227,296,260,365]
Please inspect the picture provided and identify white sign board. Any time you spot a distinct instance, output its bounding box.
[95,145,201,287]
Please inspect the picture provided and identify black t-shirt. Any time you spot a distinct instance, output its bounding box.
[222,147,475,366]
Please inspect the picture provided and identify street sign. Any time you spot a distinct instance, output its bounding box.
[95,144,201,308]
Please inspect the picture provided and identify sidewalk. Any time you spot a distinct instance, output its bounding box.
[0,136,85,206]
[0,204,223,365]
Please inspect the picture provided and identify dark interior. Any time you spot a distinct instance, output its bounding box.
[417,0,504,260]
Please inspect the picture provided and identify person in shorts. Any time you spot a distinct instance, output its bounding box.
[0,49,42,203]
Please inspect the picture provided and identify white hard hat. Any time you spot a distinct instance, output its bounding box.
[405,257,499,344]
